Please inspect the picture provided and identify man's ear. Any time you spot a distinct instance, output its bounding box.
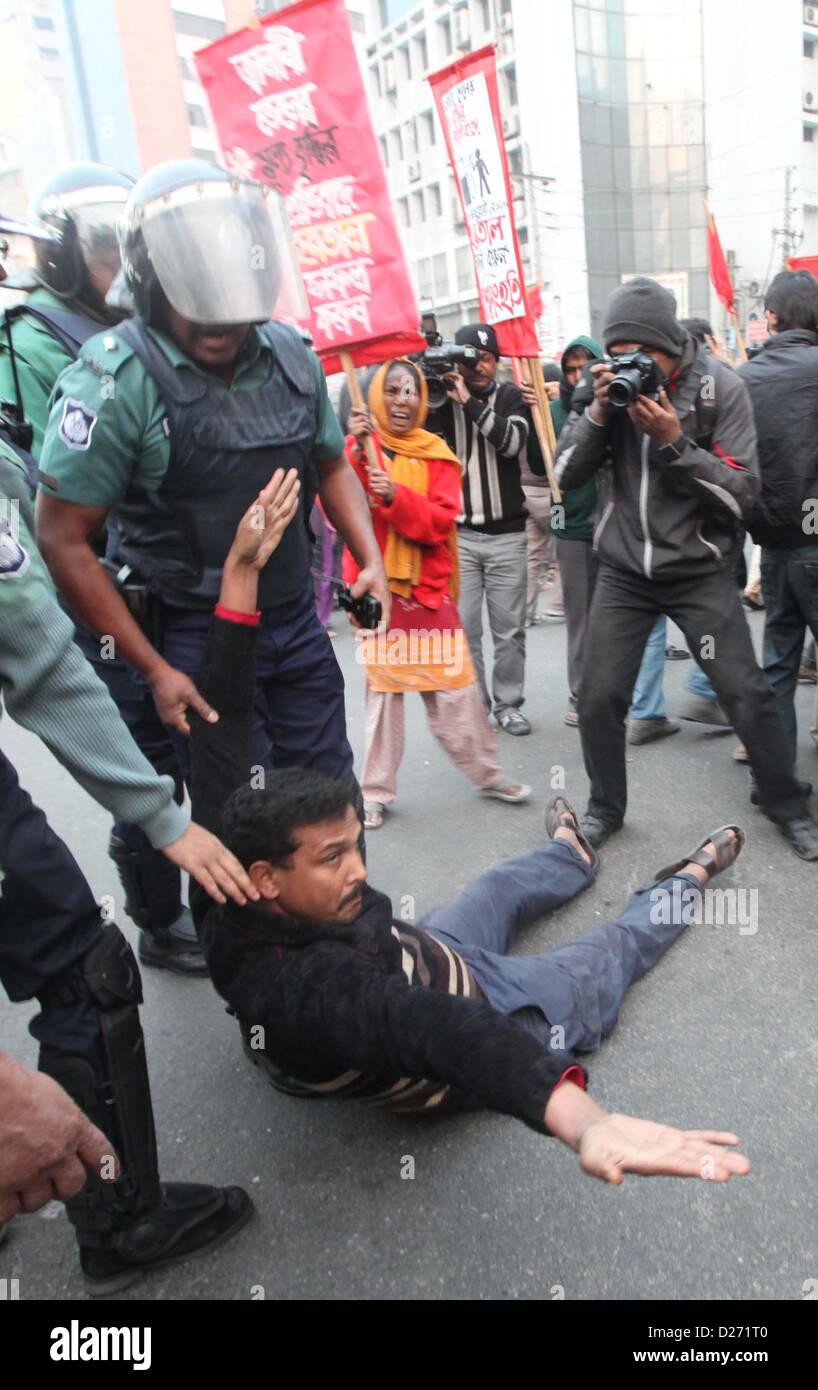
[249,861,281,901]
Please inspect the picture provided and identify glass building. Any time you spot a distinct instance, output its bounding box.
[574,0,709,335]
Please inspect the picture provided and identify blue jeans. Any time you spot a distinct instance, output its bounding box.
[419,840,698,1055]
[686,663,719,700]
[629,616,667,720]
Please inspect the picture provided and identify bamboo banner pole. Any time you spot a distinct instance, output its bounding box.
[730,308,748,364]
[514,356,561,503]
[340,350,381,476]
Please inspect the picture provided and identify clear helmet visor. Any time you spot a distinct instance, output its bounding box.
[72,201,125,283]
[138,181,308,326]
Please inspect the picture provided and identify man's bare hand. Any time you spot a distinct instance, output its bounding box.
[226,469,301,572]
[628,388,683,446]
[161,822,260,906]
[588,361,615,423]
[0,1054,117,1222]
[349,561,391,634]
[444,370,470,406]
[579,1113,751,1185]
[149,663,218,737]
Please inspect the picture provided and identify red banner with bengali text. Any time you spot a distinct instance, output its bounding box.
[195,0,425,373]
[428,45,540,359]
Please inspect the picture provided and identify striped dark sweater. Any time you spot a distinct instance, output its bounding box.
[430,383,530,534]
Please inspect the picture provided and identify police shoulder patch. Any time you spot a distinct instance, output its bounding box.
[58,397,98,452]
[0,518,30,581]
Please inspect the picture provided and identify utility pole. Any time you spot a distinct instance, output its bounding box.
[774,166,799,268]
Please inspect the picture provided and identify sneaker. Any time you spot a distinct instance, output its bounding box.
[627,717,681,746]
[798,663,817,684]
[743,591,764,612]
[733,743,749,763]
[482,778,532,804]
[80,1183,253,1297]
[525,613,544,627]
[496,709,531,736]
[679,696,732,728]
[564,709,579,727]
[665,645,691,660]
[543,606,565,620]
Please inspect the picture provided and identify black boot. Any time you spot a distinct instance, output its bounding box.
[109,830,208,976]
[38,925,252,1295]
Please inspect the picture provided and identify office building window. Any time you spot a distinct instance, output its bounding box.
[413,33,428,72]
[432,252,448,298]
[417,256,433,300]
[477,0,491,31]
[389,126,404,163]
[379,135,388,167]
[456,244,475,292]
[411,189,424,225]
[397,196,410,228]
[187,105,208,128]
[33,14,56,29]
[397,44,411,80]
[427,183,442,219]
[173,12,224,40]
[405,116,418,156]
[438,16,453,57]
[421,110,436,147]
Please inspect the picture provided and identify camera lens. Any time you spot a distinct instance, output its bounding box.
[608,370,641,409]
[426,376,448,411]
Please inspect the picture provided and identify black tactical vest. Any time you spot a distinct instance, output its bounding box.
[112,319,318,611]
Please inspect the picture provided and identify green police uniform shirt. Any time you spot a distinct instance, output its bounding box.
[38,324,346,508]
[0,287,78,458]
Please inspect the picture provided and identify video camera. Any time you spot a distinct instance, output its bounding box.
[606,351,664,410]
[419,311,478,410]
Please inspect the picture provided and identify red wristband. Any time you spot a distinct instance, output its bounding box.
[553,1064,586,1093]
[214,604,261,627]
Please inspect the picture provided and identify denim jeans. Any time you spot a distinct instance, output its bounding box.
[420,839,699,1056]
[629,616,667,720]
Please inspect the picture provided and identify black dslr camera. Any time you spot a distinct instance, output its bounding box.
[419,311,479,410]
[338,584,382,629]
[607,351,663,409]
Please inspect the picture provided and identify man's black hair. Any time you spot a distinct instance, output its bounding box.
[680,317,715,343]
[764,270,818,332]
[221,768,358,869]
[541,361,562,382]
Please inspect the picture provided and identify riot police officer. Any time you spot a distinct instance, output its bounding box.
[0,435,255,1293]
[35,159,389,796]
[0,172,205,976]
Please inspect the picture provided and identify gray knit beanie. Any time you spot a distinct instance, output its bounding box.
[603,277,685,356]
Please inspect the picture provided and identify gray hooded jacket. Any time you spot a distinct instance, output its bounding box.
[553,336,760,580]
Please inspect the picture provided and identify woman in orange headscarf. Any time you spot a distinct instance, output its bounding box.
[343,358,530,829]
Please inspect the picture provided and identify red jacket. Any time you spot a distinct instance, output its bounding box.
[342,432,460,610]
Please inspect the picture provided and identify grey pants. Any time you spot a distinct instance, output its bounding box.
[457,526,527,715]
[557,537,599,703]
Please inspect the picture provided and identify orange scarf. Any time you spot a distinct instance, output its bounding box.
[368,360,462,601]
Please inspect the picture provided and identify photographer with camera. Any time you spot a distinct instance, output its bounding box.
[427,322,533,736]
[343,358,530,828]
[554,276,818,860]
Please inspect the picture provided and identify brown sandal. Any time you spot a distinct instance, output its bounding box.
[544,796,599,872]
[654,825,745,883]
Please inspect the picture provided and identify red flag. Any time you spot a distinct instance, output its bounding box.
[194,0,426,372]
[706,209,735,314]
[788,255,818,281]
[428,45,540,358]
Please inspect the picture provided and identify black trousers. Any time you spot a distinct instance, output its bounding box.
[761,543,818,769]
[578,562,809,828]
[0,750,104,1067]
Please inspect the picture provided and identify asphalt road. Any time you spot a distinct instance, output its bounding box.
[2,605,817,1302]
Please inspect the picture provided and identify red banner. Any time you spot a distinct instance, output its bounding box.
[788,255,818,280]
[706,209,735,314]
[428,45,540,359]
[195,0,425,373]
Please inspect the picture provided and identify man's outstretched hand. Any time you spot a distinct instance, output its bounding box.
[579,1114,751,1185]
[544,1081,750,1184]
[161,822,259,907]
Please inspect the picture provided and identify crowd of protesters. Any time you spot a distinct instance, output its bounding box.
[3,156,818,1294]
